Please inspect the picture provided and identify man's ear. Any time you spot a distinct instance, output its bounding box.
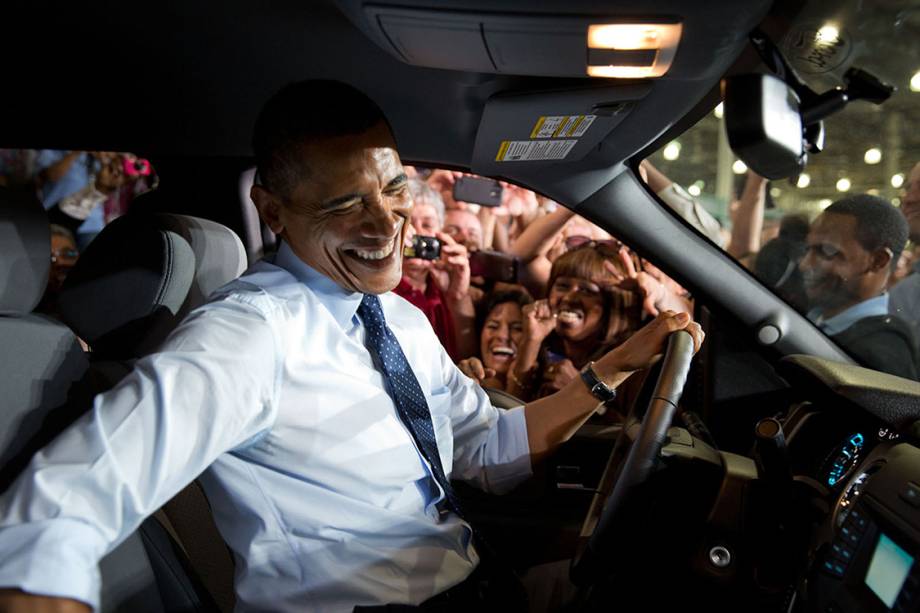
[869,247,894,273]
[251,185,285,235]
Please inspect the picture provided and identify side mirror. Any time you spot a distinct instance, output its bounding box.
[723,73,805,180]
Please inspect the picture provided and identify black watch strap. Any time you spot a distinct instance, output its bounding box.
[579,361,617,403]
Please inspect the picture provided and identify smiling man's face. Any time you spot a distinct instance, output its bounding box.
[254,121,411,294]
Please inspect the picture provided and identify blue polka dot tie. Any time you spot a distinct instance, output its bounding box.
[358,293,464,516]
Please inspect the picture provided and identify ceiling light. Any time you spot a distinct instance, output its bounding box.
[892,173,905,189]
[817,25,839,43]
[893,197,902,206]
[587,23,682,79]
[911,71,920,93]
[796,173,811,188]
[662,141,681,161]
[770,187,782,198]
[836,178,851,192]
[867,188,880,196]
[714,102,724,119]
[819,198,833,210]
[732,160,747,174]
[864,148,882,165]
[687,184,701,196]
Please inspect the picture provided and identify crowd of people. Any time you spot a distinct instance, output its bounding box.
[395,164,697,422]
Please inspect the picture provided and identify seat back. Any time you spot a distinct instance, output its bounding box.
[238,167,277,264]
[0,186,88,487]
[59,211,247,612]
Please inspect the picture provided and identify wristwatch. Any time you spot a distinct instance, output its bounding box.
[579,361,617,403]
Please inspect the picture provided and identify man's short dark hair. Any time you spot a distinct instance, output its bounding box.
[824,194,909,270]
[252,80,390,199]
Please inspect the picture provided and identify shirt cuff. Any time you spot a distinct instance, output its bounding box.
[483,405,532,494]
[0,519,104,610]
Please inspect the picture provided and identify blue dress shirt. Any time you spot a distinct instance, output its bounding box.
[0,242,532,611]
[808,293,890,336]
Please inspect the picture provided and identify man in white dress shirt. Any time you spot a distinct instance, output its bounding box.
[0,80,703,612]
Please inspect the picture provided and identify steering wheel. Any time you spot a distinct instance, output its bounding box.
[570,330,696,586]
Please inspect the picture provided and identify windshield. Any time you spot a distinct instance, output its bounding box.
[642,0,920,380]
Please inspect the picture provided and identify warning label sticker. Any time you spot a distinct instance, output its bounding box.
[530,115,596,139]
[495,139,578,162]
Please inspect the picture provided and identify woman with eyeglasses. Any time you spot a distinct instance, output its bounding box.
[505,242,692,410]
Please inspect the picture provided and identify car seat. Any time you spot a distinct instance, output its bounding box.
[57,212,247,612]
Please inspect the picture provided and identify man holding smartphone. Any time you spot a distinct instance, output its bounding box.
[0,80,703,612]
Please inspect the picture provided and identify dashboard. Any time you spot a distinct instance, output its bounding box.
[781,393,920,613]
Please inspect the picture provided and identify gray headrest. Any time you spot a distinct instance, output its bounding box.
[58,214,196,359]
[58,213,246,359]
[0,187,50,314]
[154,214,248,321]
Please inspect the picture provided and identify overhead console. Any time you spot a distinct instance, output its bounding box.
[363,5,682,79]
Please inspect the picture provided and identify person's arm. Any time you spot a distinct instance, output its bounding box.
[727,170,768,260]
[638,159,672,193]
[504,299,556,399]
[433,232,478,359]
[508,206,576,296]
[523,311,703,462]
[37,151,82,186]
[0,299,279,611]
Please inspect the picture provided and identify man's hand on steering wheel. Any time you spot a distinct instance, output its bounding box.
[597,310,704,377]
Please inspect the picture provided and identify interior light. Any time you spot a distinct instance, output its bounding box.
[893,197,902,206]
[732,160,747,174]
[687,184,702,196]
[819,198,833,210]
[867,188,880,196]
[662,141,681,161]
[892,173,905,189]
[836,177,851,192]
[910,71,920,92]
[864,148,882,165]
[797,173,811,188]
[587,22,682,79]
[770,187,782,198]
[817,25,839,43]
[714,102,724,119]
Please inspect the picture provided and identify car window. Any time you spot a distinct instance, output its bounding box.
[640,2,920,380]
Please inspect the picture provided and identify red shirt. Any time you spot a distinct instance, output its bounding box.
[394,277,458,360]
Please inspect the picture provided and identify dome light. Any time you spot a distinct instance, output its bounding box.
[819,198,833,210]
[817,25,839,43]
[714,102,724,119]
[836,178,851,192]
[732,160,747,174]
[911,71,920,93]
[687,184,702,196]
[796,173,811,188]
[892,173,905,189]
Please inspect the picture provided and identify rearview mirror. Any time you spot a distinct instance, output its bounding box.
[723,73,805,180]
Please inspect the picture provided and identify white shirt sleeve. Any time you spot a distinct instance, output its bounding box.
[0,297,280,609]
[439,347,532,495]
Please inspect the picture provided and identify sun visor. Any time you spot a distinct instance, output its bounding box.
[365,6,681,78]
[470,84,650,176]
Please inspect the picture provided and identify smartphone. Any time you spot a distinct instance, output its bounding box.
[453,176,503,207]
[468,250,518,282]
[403,235,441,260]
